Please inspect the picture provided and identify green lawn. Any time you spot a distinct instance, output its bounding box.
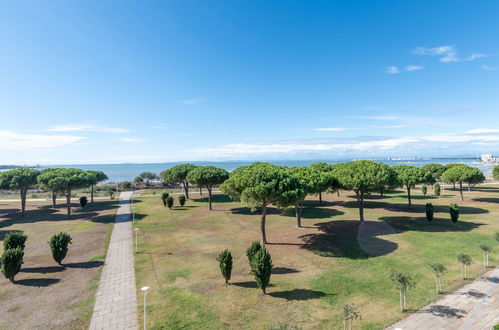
[133,185,499,329]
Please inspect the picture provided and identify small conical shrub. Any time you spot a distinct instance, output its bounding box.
[425,203,434,222]
[434,183,441,197]
[161,192,169,207]
[217,249,233,284]
[421,185,427,196]
[79,196,88,207]
[48,232,72,265]
[1,248,24,282]
[4,232,28,251]
[246,241,262,264]
[179,195,186,207]
[450,203,459,223]
[250,248,273,294]
[166,196,174,209]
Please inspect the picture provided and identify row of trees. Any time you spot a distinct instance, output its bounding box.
[0,168,108,217]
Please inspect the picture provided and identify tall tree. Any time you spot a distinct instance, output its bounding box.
[393,165,426,206]
[37,168,91,217]
[334,160,392,222]
[422,163,446,185]
[442,165,484,200]
[221,162,305,245]
[309,162,337,204]
[290,167,313,228]
[37,168,61,207]
[136,171,159,182]
[0,168,40,216]
[161,164,197,199]
[187,166,229,210]
[86,170,108,203]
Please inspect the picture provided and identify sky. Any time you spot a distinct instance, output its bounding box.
[1,0,499,165]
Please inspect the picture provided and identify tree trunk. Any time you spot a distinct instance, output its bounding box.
[435,276,439,293]
[399,291,404,311]
[295,204,301,228]
[260,204,267,246]
[357,192,365,222]
[183,181,190,199]
[464,265,467,279]
[461,264,464,280]
[66,190,72,218]
[91,185,94,203]
[52,192,57,208]
[20,188,27,217]
[468,183,471,192]
[319,192,322,204]
[199,185,203,196]
[208,186,212,210]
[459,181,464,201]
[439,277,442,293]
[453,182,456,189]
[487,253,489,267]
[380,189,384,198]
[407,185,412,206]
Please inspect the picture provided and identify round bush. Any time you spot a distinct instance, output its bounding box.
[3,231,28,251]
[48,232,72,265]
[1,248,24,282]
[178,195,186,207]
[79,196,88,207]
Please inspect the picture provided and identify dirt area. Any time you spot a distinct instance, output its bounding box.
[0,199,119,330]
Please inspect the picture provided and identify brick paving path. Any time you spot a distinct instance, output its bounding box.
[89,191,138,330]
[386,266,499,330]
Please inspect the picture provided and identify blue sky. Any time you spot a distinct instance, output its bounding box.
[1,1,499,164]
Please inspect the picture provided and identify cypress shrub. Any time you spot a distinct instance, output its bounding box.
[425,203,434,222]
[178,195,186,207]
[434,183,441,197]
[250,248,273,294]
[421,185,427,196]
[450,203,459,223]
[216,249,233,284]
[166,196,174,209]
[246,241,262,264]
[48,232,72,265]
[1,248,24,282]
[79,196,88,207]
[161,192,169,207]
[4,232,28,251]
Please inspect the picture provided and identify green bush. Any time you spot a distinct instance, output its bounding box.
[421,185,427,195]
[425,203,434,222]
[4,231,28,251]
[161,192,169,207]
[493,324,499,330]
[434,183,441,197]
[246,241,262,264]
[250,248,273,294]
[166,196,174,209]
[48,232,72,265]
[1,248,24,282]
[79,196,88,207]
[178,195,186,207]
[216,249,233,284]
[450,203,459,223]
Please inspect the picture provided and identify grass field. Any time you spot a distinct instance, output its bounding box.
[133,185,499,329]
[0,199,119,329]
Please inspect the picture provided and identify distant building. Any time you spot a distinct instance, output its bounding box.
[480,154,499,163]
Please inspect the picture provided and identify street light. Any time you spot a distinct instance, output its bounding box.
[134,228,139,254]
[141,286,150,330]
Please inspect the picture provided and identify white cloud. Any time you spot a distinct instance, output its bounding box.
[181,97,207,105]
[387,66,401,74]
[313,127,347,132]
[481,65,499,71]
[0,130,85,151]
[404,65,424,72]
[46,124,129,133]
[150,125,168,130]
[413,45,459,63]
[116,137,144,143]
[465,53,487,61]
[466,128,499,134]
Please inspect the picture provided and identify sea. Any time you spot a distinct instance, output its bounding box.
[35,158,495,182]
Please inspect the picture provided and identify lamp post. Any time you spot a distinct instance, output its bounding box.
[141,286,149,330]
[134,228,139,254]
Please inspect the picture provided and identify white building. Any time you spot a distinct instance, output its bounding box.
[481,154,499,163]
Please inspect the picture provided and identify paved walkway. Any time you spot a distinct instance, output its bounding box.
[89,191,138,330]
[387,267,499,330]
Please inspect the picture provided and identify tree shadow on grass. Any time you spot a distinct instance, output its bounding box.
[15,278,60,287]
[342,200,488,215]
[472,197,499,203]
[64,260,104,269]
[231,281,275,289]
[272,267,300,275]
[269,289,328,301]
[230,207,282,216]
[379,216,483,233]
[192,194,233,203]
[21,266,63,274]
[299,220,369,259]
